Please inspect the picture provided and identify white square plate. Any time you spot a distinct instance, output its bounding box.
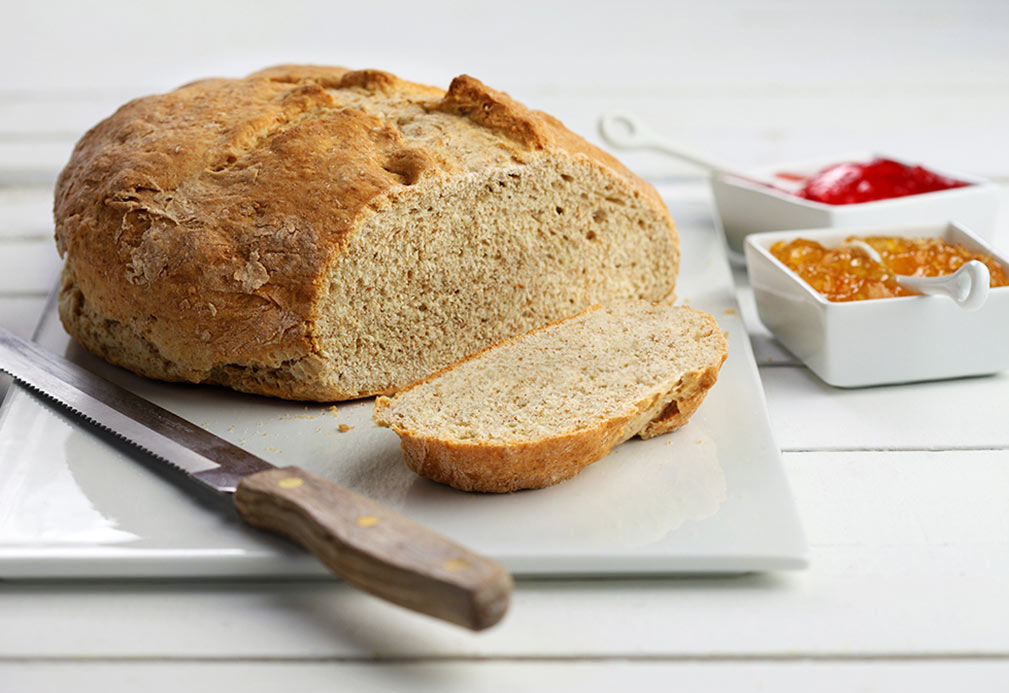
[0,224,807,578]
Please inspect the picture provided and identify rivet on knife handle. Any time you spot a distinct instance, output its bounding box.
[234,466,512,631]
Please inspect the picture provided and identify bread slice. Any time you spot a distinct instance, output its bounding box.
[373,301,727,492]
[54,66,678,401]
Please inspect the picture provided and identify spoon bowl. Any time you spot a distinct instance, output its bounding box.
[843,240,991,310]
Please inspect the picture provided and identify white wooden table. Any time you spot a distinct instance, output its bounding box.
[2,2,1008,690]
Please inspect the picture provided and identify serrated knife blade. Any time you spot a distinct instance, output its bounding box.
[0,327,511,630]
[0,326,272,492]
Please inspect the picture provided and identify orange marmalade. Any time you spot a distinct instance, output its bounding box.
[770,236,1009,302]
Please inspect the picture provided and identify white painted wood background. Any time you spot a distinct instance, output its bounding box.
[1,1,1008,690]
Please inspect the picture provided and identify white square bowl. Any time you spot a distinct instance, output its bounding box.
[744,222,1009,388]
[713,153,1001,255]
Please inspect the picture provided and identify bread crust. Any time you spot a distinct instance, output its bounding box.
[638,362,723,439]
[379,410,640,493]
[55,66,677,400]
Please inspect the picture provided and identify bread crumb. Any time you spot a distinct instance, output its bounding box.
[723,307,736,315]
[266,446,281,453]
[338,424,354,432]
[227,425,234,432]
[328,405,340,416]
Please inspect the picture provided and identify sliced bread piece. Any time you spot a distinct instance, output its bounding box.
[373,301,727,492]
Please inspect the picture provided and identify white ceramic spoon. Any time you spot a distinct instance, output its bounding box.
[844,239,991,310]
[598,111,804,192]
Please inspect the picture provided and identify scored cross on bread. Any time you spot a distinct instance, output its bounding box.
[374,301,728,492]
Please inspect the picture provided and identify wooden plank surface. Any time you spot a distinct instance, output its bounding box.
[2,1,1009,689]
[0,239,60,294]
[763,369,1009,450]
[1,1,1008,184]
[0,187,54,239]
[3,661,1009,693]
[0,296,47,338]
[1,451,1006,659]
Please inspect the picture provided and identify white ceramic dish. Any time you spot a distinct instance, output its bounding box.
[712,153,1001,255]
[0,225,807,578]
[745,221,1009,388]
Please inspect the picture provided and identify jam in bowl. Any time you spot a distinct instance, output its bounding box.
[743,222,1009,387]
[787,158,970,205]
[769,235,1008,302]
[711,154,999,255]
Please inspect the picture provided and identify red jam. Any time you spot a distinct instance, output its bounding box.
[790,158,969,205]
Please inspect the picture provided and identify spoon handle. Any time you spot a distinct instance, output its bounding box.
[598,111,738,176]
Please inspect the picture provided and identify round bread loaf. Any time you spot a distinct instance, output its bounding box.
[54,65,678,401]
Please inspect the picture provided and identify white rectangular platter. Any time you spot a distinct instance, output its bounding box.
[0,223,807,578]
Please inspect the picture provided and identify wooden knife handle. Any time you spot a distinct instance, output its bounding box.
[233,466,512,631]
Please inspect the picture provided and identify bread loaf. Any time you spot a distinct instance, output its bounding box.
[373,301,727,492]
[54,66,678,400]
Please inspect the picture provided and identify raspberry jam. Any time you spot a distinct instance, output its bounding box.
[770,236,1009,302]
[792,158,969,205]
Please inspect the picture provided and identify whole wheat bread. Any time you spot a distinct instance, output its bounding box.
[54,66,678,401]
[373,301,727,492]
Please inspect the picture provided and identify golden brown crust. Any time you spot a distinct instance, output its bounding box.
[56,68,413,381]
[437,75,550,149]
[638,358,726,439]
[381,411,638,493]
[435,75,670,230]
[55,66,676,400]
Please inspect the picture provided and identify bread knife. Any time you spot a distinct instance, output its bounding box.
[0,327,511,631]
